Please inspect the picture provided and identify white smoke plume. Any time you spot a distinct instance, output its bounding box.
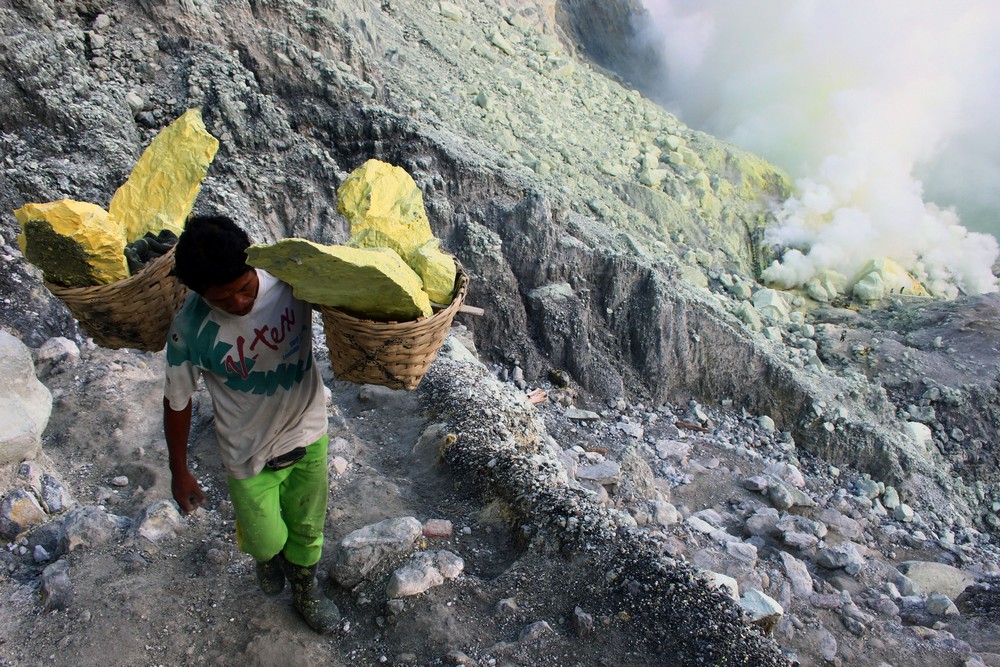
[638,0,1000,297]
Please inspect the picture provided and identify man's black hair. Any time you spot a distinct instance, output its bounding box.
[173,215,253,294]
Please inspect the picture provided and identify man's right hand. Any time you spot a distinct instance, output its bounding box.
[171,469,206,513]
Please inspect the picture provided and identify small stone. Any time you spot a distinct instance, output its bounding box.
[649,500,679,527]
[438,2,465,21]
[110,476,129,487]
[926,593,960,617]
[130,499,184,544]
[433,550,464,579]
[37,337,80,364]
[518,620,553,642]
[767,483,794,510]
[818,627,838,661]
[41,559,73,610]
[33,544,51,563]
[40,474,72,514]
[856,479,881,499]
[780,552,814,597]
[576,461,621,486]
[572,606,594,637]
[423,519,454,538]
[0,489,47,539]
[703,571,740,601]
[385,556,445,598]
[445,650,477,666]
[654,439,691,463]
[743,476,769,491]
[125,91,145,114]
[739,589,783,631]
[565,406,600,421]
[782,532,819,550]
[893,503,915,522]
[764,462,805,487]
[331,456,349,475]
[495,598,518,615]
[816,542,865,575]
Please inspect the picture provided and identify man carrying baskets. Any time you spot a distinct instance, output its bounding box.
[162,215,340,634]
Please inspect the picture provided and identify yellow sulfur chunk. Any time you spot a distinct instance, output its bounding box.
[347,226,408,259]
[246,238,433,321]
[109,108,219,242]
[409,239,457,305]
[14,200,128,287]
[338,159,434,258]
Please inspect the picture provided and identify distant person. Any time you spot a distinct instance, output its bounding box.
[162,214,339,633]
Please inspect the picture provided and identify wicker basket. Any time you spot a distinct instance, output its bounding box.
[320,264,469,390]
[45,247,189,352]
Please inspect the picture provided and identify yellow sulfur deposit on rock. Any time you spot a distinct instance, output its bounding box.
[109,108,219,242]
[246,238,433,321]
[409,239,457,304]
[852,258,930,301]
[338,159,434,258]
[14,200,129,287]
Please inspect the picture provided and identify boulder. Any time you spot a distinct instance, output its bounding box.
[328,516,423,588]
[0,332,52,465]
[897,561,975,600]
[751,289,790,321]
[58,505,130,553]
[852,258,929,301]
[804,270,848,302]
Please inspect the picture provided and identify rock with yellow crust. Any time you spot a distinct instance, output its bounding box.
[409,239,457,305]
[852,258,929,301]
[14,200,129,287]
[108,108,219,242]
[338,159,434,258]
[246,238,433,321]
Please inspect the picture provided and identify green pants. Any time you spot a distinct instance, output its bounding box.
[228,434,329,567]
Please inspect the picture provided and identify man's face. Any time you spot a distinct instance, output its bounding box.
[202,270,259,316]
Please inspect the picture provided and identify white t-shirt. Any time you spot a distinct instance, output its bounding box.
[164,269,327,479]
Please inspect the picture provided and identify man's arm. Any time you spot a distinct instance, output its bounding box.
[163,397,206,513]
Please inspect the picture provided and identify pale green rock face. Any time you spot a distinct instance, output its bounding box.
[246,239,433,321]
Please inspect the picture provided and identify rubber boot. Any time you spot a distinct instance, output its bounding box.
[283,559,341,634]
[255,552,286,596]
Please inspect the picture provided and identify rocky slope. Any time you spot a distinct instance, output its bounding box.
[1,0,999,665]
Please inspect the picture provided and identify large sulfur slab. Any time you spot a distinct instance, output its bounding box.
[246,238,433,321]
[408,239,457,305]
[109,108,219,242]
[338,159,434,258]
[14,200,129,286]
